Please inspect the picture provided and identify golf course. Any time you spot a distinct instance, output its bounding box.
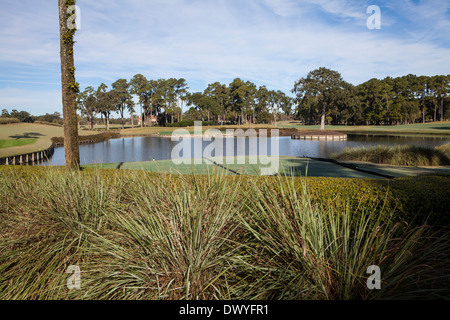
[2,122,449,178]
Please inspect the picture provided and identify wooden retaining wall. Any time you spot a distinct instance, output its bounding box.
[291,135,347,140]
[0,143,55,165]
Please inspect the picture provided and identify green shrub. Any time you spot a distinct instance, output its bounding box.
[256,111,273,124]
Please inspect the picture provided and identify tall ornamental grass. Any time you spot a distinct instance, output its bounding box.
[0,166,449,300]
[235,175,450,299]
[333,145,450,166]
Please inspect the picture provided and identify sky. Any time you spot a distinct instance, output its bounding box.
[0,0,449,117]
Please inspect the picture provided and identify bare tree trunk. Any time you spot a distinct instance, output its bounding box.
[121,107,125,129]
[180,101,183,121]
[320,113,326,130]
[150,105,153,127]
[59,0,80,169]
[140,103,143,127]
[434,104,437,122]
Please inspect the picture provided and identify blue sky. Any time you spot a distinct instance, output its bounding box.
[0,0,449,117]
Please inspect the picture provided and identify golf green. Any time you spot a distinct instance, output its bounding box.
[84,156,387,179]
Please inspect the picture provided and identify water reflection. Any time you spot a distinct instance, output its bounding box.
[41,135,449,166]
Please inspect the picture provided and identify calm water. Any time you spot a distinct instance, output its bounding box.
[39,134,449,166]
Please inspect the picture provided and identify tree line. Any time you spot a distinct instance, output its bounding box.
[77,76,189,130]
[293,68,450,129]
[78,68,449,130]
[77,75,294,129]
[1,109,62,124]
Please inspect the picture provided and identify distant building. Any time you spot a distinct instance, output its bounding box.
[138,115,158,126]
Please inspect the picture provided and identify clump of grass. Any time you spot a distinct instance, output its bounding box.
[235,175,450,299]
[333,145,450,166]
[0,167,124,299]
[435,143,450,159]
[80,171,245,300]
[0,166,449,300]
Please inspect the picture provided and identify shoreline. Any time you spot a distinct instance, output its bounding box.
[2,124,449,164]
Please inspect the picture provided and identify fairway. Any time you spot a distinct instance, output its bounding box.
[0,123,97,157]
[0,138,37,149]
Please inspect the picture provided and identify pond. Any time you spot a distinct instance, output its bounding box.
[39,134,449,166]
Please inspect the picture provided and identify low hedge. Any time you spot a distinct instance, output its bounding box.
[0,118,20,125]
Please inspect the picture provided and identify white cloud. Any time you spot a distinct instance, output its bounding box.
[0,87,62,116]
[0,0,449,115]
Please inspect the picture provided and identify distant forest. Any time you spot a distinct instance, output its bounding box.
[2,68,449,128]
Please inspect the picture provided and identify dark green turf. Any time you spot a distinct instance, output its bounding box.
[84,156,386,179]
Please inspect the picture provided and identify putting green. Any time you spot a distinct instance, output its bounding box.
[84,156,387,179]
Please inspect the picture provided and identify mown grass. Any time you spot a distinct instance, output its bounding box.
[0,138,37,149]
[0,166,449,300]
[0,123,97,157]
[332,144,450,166]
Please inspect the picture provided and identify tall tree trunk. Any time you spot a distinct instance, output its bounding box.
[320,102,327,130]
[150,105,153,127]
[59,0,80,169]
[121,106,125,129]
[140,103,143,127]
[434,103,437,122]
